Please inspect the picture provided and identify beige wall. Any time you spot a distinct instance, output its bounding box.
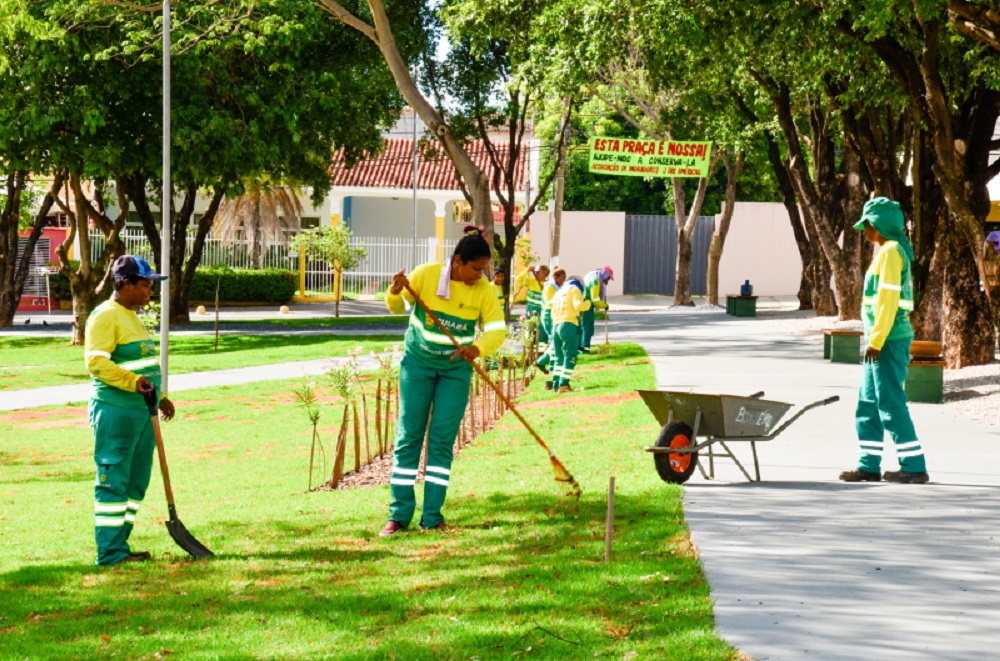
[718,202,802,297]
[530,211,626,296]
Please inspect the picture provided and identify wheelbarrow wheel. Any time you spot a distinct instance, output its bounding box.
[653,421,697,484]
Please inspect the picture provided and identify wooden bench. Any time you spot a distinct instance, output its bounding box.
[726,295,757,317]
[822,328,863,363]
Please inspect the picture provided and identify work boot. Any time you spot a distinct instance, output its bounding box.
[580,347,591,354]
[838,469,881,482]
[128,551,151,560]
[117,553,151,564]
[420,521,448,532]
[379,520,406,537]
[557,384,572,393]
[536,363,549,375]
[883,470,930,484]
[544,380,553,390]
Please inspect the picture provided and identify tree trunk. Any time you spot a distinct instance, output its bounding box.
[674,226,695,307]
[941,229,997,367]
[706,151,745,306]
[70,283,102,346]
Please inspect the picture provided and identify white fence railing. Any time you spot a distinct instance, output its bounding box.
[89,230,458,296]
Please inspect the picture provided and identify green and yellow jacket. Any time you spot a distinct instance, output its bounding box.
[84,300,161,410]
[862,241,914,350]
[387,262,507,369]
[515,268,544,310]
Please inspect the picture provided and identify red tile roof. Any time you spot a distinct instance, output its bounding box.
[331,138,527,193]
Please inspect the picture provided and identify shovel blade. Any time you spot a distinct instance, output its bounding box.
[165,517,214,560]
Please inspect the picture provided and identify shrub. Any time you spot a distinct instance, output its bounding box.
[189,265,297,304]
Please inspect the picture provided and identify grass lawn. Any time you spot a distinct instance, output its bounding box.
[0,343,735,660]
[0,334,403,392]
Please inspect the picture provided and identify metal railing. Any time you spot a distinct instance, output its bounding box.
[89,230,457,297]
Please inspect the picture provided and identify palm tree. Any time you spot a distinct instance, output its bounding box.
[214,185,303,268]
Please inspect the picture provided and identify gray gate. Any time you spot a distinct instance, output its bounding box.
[623,215,715,295]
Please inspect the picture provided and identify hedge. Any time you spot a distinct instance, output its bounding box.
[46,264,297,305]
[189,266,297,304]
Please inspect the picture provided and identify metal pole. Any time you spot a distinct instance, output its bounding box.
[411,99,419,271]
[159,0,171,394]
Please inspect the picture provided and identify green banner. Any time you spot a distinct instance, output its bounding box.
[588,137,713,178]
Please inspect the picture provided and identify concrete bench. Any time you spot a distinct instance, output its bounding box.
[823,328,863,363]
[726,295,757,317]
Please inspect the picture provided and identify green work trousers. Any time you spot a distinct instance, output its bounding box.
[855,337,926,474]
[539,309,552,344]
[90,400,156,565]
[388,354,472,529]
[580,308,595,349]
[552,323,581,389]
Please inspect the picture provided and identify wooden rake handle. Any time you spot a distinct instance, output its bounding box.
[402,282,556,458]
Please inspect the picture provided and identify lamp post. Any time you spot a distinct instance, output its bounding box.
[159,0,171,393]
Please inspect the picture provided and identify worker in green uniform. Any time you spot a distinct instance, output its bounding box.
[380,226,507,536]
[86,255,175,565]
[514,264,548,320]
[535,267,566,384]
[538,267,562,345]
[839,198,929,484]
[580,266,613,353]
[550,277,591,393]
[491,268,508,321]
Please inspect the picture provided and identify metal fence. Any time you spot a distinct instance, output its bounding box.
[89,230,457,297]
[623,215,716,296]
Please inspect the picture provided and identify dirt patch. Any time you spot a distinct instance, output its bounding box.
[203,444,234,451]
[0,408,83,423]
[20,419,89,430]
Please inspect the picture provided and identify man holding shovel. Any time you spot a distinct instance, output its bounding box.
[85,255,175,565]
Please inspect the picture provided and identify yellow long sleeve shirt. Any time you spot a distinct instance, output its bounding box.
[551,286,591,326]
[84,300,161,409]
[386,262,507,368]
[862,241,914,350]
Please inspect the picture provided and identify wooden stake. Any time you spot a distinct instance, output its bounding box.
[375,380,383,458]
[352,402,361,472]
[605,476,616,563]
[362,392,371,464]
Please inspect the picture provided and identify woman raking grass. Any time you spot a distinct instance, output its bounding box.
[380,226,507,536]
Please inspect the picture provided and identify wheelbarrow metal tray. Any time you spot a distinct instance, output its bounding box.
[637,390,793,438]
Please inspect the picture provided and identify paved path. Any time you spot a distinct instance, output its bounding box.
[611,310,1000,660]
[0,357,382,411]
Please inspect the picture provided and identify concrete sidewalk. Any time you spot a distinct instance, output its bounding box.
[0,356,382,411]
[611,309,1000,660]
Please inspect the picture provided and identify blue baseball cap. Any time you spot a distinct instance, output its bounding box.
[112,255,167,281]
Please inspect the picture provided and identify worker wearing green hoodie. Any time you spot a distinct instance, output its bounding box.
[839,198,928,484]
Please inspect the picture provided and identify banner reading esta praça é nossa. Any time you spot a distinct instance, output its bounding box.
[588,137,713,178]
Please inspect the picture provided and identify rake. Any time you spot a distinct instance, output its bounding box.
[405,283,582,498]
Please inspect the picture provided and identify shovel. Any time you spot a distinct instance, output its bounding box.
[404,283,582,499]
[143,387,214,559]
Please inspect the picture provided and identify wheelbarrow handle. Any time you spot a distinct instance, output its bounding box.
[822,395,840,405]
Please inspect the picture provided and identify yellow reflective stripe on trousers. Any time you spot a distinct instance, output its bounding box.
[95,517,126,527]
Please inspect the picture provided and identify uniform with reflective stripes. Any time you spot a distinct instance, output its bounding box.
[85,300,160,565]
[579,270,606,350]
[855,241,925,474]
[515,268,544,318]
[538,279,558,344]
[385,261,506,528]
[550,284,591,390]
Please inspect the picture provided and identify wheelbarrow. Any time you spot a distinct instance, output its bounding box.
[638,390,840,483]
